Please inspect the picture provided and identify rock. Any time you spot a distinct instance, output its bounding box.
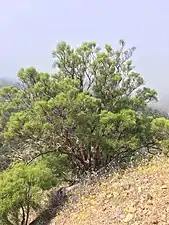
[106,194,113,199]
[104,199,109,204]
[138,187,142,193]
[161,185,167,189]
[113,192,119,197]
[147,199,153,205]
[129,206,136,213]
[147,193,153,200]
[121,183,130,190]
[103,206,107,211]
[124,213,133,223]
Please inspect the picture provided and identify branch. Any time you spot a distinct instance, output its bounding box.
[21,206,25,225]
[114,141,162,162]
[58,148,89,169]
[27,149,58,164]
[25,186,31,225]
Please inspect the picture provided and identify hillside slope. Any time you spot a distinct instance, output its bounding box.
[54,156,169,225]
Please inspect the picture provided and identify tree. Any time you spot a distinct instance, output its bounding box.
[0,40,168,175]
[0,161,56,225]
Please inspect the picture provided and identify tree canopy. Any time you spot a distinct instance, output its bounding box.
[1,39,169,224]
[0,160,55,225]
[1,40,169,175]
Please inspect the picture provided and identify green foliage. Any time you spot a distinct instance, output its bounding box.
[40,153,72,183]
[0,39,168,177]
[150,118,169,154]
[0,161,55,225]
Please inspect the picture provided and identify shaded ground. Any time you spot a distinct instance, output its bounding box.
[29,187,67,225]
[53,156,169,225]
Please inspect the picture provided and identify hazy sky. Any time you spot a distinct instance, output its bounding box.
[0,0,169,105]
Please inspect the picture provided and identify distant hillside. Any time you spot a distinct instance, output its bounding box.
[54,156,169,225]
[0,78,14,87]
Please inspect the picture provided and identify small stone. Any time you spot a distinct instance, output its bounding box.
[147,199,153,205]
[104,199,109,204]
[161,185,167,189]
[129,206,136,213]
[138,187,142,193]
[106,194,113,199]
[103,206,107,211]
[134,200,139,206]
[147,193,153,200]
[113,192,119,197]
[124,213,133,223]
[121,183,130,190]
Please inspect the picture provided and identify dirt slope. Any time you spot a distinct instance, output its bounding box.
[53,156,169,225]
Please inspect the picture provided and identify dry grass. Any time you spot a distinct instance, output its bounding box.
[53,156,169,225]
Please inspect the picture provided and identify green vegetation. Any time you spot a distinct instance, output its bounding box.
[0,40,169,224]
[0,161,54,225]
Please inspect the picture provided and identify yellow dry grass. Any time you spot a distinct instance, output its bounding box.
[53,156,169,225]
